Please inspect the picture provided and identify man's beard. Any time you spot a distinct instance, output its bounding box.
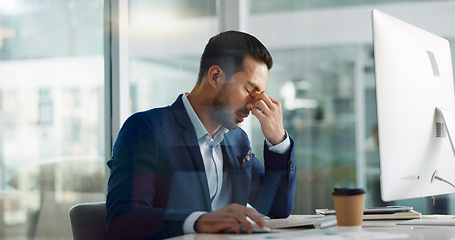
[211,90,249,130]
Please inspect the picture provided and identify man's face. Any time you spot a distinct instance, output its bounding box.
[211,55,269,130]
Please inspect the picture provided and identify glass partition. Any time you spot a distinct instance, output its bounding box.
[126,0,455,216]
[0,1,104,239]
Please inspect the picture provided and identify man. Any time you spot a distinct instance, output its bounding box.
[106,31,296,239]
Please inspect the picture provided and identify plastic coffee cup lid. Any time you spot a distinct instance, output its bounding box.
[332,188,365,196]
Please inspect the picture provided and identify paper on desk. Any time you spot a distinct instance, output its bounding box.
[228,229,408,240]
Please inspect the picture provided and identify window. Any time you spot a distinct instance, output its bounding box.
[0,1,104,238]
[249,0,455,214]
[128,0,218,112]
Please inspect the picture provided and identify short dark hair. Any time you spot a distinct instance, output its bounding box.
[197,31,273,83]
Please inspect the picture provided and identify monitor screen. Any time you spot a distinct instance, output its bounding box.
[373,9,455,201]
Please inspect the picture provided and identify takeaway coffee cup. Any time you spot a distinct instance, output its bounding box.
[332,188,366,230]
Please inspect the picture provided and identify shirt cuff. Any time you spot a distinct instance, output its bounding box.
[183,211,207,234]
[266,131,291,154]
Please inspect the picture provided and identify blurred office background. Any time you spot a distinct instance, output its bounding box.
[0,0,454,239]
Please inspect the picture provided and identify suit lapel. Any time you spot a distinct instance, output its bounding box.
[222,135,250,205]
[171,95,212,210]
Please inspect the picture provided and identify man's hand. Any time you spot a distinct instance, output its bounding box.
[194,204,266,234]
[247,93,286,145]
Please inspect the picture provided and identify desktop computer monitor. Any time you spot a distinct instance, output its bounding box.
[373,9,455,202]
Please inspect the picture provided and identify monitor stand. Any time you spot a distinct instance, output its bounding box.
[435,107,455,156]
[432,107,455,187]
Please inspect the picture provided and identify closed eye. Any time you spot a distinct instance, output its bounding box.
[245,87,258,98]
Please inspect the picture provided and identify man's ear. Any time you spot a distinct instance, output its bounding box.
[207,65,223,87]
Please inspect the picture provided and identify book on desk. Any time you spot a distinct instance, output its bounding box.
[362,209,421,220]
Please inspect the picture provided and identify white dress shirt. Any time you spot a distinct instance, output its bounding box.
[180,93,291,233]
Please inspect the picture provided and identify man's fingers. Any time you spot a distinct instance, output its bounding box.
[194,204,267,234]
[248,93,285,145]
[237,217,253,234]
[252,93,281,116]
[195,216,241,233]
[245,207,266,228]
[254,99,269,114]
[225,205,254,233]
[251,107,265,118]
[255,92,274,107]
[224,219,242,234]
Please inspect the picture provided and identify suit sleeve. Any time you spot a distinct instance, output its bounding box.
[248,137,296,218]
[105,113,191,240]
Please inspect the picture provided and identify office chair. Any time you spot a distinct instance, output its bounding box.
[69,202,110,240]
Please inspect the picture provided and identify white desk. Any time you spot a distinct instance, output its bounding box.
[167,215,455,240]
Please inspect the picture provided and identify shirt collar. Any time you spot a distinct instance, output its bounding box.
[181,93,228,141]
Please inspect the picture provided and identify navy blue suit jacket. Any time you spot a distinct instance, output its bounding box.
[106,95,296,239]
